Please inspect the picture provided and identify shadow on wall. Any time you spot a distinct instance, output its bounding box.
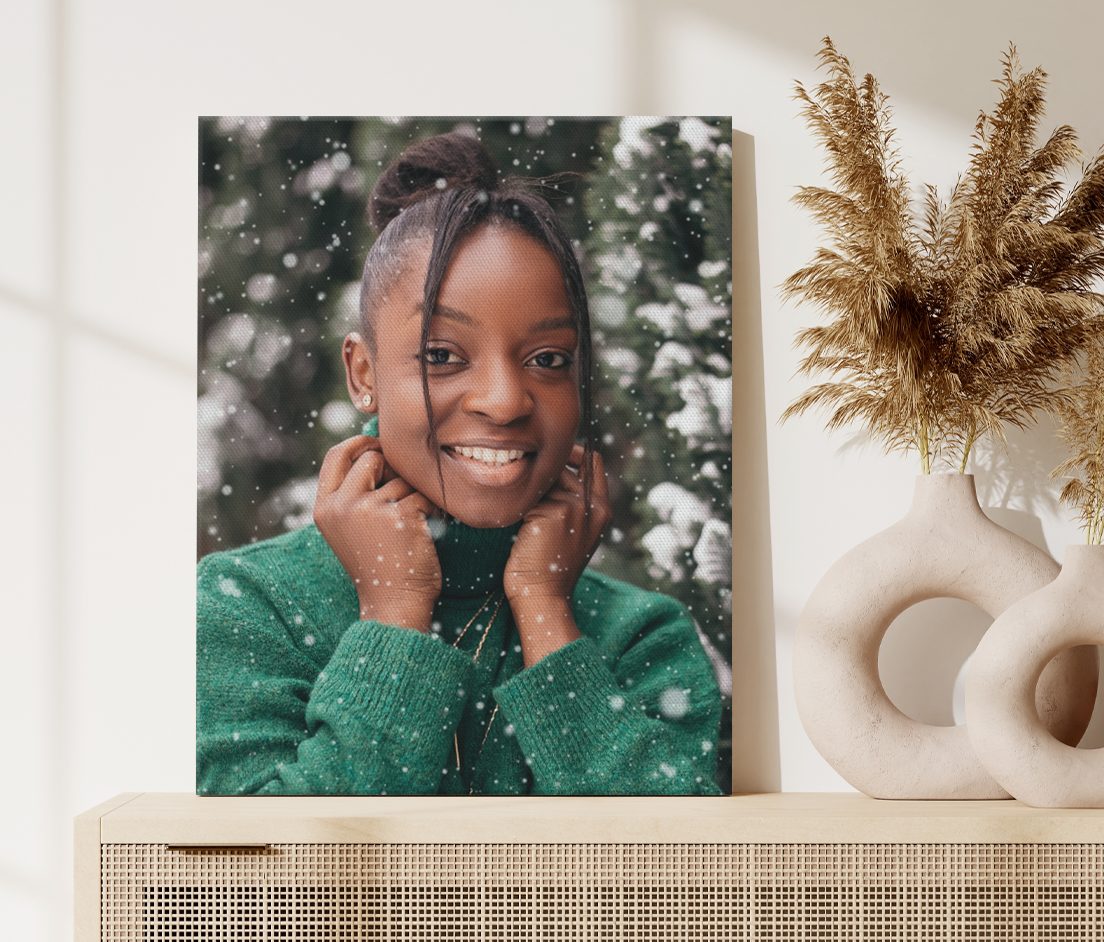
[879,598,991,727]
[972,413,1065,521]
[729,129,782,794]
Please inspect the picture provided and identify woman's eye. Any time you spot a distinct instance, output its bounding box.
[423,347,462,366]
[529,351,573,369]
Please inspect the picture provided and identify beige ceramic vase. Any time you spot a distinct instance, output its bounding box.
[966,544,1102,807]
[794,473,1097,799]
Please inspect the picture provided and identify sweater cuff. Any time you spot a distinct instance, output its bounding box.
[313,621,475,741]
[491,634,628,777]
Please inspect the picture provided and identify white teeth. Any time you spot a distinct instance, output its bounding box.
[452,445,525,465]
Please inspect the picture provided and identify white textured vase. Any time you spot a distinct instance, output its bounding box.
[794,474,1097,799]
[966,544,1102,808]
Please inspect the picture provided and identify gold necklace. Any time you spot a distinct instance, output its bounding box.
[450,591,506,794]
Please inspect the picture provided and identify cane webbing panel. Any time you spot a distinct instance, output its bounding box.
[102,842,1104,940]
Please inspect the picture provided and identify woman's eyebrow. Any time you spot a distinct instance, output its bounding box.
[413,302,476,326]
[532,314,577,332]
[413,302,576,332]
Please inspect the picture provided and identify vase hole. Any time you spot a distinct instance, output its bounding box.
[1042,645,1104,750]
[878,598,991,727]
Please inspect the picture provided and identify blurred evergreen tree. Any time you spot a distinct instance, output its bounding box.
[580,118,733,790]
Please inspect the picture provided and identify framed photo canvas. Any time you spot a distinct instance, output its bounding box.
[196,116,733,796]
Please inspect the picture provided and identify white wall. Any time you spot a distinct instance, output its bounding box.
[4,2,1103,939]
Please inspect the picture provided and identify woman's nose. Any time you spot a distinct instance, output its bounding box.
[462,359,535,424]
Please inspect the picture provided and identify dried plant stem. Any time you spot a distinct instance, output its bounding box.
[958,426,977,474]
[1089,455,1103,544]
[917,416,931,474]
[1086,492,1102,544]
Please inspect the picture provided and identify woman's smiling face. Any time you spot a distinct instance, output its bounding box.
[353,222,582,528]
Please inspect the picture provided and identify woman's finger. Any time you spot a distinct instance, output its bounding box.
[559,447,608,501]
[367,476,416,504]
[317,435,381,498]
[590,450,611,504]
[578,452,612,536]
[553,442,587,492]
[396,490,441,519]
[556,465,584,496]
[337,448,387,499]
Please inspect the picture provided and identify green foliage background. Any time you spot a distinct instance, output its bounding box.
[198,116,732,791]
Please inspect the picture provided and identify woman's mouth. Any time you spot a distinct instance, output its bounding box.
[442,444,534,487]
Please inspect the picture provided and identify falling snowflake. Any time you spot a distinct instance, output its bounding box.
[217,576,243,598]
[659,687,690,720]
[320,399,357,433]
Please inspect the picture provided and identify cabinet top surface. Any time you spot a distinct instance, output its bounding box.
[83,793,1104,844]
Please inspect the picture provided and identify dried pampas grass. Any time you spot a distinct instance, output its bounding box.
[783,37,1104,472]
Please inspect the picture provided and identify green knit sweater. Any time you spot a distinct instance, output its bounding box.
[197,427,724,797]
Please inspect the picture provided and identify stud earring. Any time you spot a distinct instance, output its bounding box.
[362,393,373,408]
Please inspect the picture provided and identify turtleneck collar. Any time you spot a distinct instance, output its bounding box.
[361,416,521,598]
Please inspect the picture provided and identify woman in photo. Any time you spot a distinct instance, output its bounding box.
[197,131,724,796]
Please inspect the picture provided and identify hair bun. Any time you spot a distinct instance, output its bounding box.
[368,131,499,233]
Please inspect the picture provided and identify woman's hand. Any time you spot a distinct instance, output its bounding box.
[503,443,612,605]
[313,434,443,631]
